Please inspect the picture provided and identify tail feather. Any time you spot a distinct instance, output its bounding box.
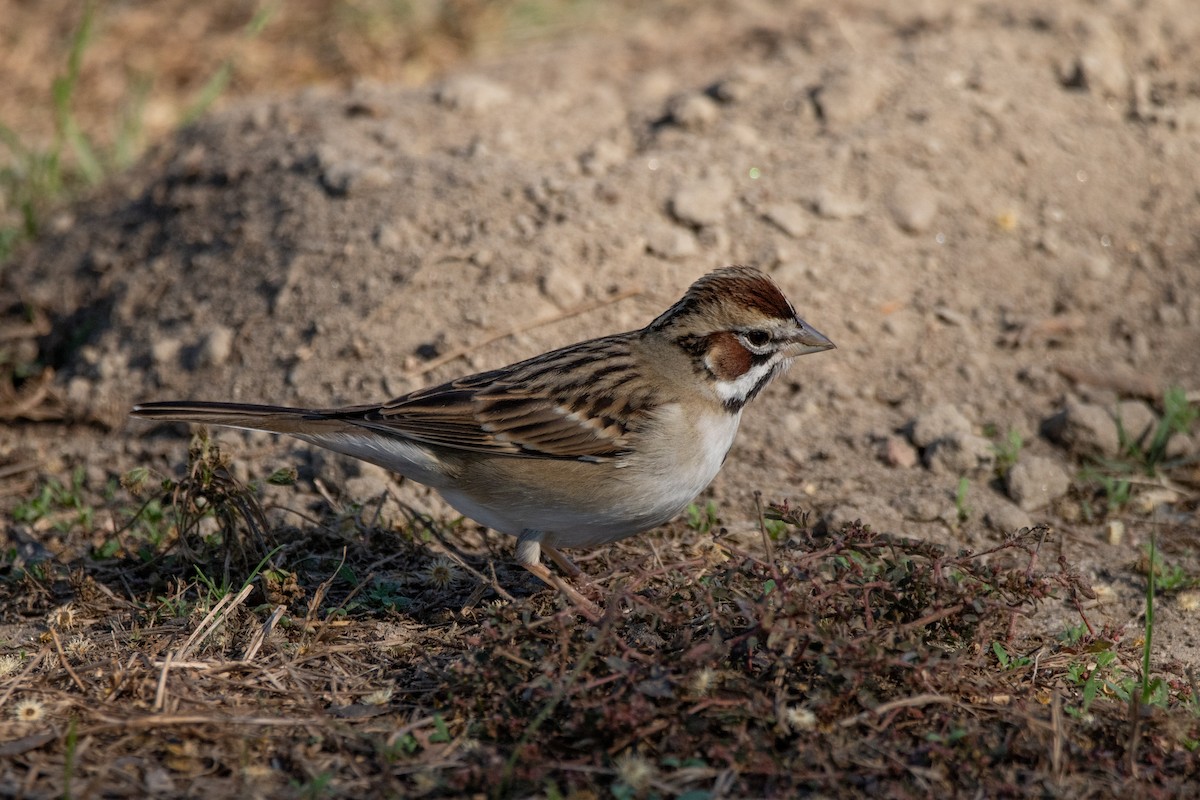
[130,400,361,435]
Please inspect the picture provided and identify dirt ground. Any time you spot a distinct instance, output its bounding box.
[2,0,1199,796]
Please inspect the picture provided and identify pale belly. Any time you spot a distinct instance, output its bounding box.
[439,404,742,549]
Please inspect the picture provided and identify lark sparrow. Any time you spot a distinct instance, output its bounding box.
[132,266,834,618]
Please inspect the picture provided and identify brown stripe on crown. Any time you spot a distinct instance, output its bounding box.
[649,266,795,330]
[689,266,795,320]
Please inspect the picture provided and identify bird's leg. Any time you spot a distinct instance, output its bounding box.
[543,544,584,580]
[516,534,601,621]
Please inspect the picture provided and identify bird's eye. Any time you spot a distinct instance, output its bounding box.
[743,329,771,348]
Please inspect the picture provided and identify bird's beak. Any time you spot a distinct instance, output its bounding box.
[782,319,836,358]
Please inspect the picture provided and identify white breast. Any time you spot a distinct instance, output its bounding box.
[618,403,741,528]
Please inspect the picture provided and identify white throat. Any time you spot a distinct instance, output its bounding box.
[712,358,783,404]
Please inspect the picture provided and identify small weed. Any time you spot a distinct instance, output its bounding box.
[13,466,94,532]
[954,476,971,523]
[1139,387,1198,471]
[429,714,452,744]
[291,772,334,799]
[1142,543,1198,593]
[1078,387,1197,517]
[0,3,273,262]
[991,428,1023,477]
[1079,467,1132,515]
[685,500,719,533]
[1059,622,1089,645]
[360,577,411,612]
[1065,649,1121,716]
[992,641,1031,670]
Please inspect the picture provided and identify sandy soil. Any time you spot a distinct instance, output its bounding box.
[1,0,1199,791]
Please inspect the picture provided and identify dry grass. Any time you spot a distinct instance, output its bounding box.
[2,446,1197,797]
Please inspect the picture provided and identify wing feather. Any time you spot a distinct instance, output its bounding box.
[321,333,653,461]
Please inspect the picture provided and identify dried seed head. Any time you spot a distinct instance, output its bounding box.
[784,705,817,732]
[363,688,394,706]
[13,698,46,722]
[423,556,462,589]
[66,635,96,657]
[613,751,657,792]
[48,604,76,629]
[0,654,22,678]
[689,667,717,696]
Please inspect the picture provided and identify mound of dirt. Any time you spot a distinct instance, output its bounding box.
[5,0,1199,656]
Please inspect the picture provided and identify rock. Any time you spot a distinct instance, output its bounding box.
[1006,455,1071,512]
[1106,519,1124,546]
[983,500,1033,534]
[1134,487,1182,515]
[1166,432,1197,461]
[667,91,720,130]
[924,432,996,475]
[881,435,919,468]
[811,187,866,219]
[1115,400,1157,448]
[911,404,973,449]
[763,203,812,238]
[815,64,888,127]
[151,337,182,368]
[580,139,627,176]
[1070,51,1129,98]
[670,175,734,227]
[887,176,939,233]
[540,268,585,308]
[321,160,393,197]
[644,222,698,260]
[712,66,767,103]
[197,326,235,368]
[1042,398,1120,457]
[435,75,512,113]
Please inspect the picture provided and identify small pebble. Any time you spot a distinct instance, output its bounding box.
[815,64,888,127]
[888,176,939,233]
[712,66,767,103]
[1006,455,1071,512]
[667,92,720,130]
[151,337,182,368]
[882,435,918,468]
[198,326,235,368]
[645,222,698,260]
[671,175,734,227]
[436,75,512,113]
[1042,398,1121,457]
[984,501,1033,535]
[1116,400,1157,447]
[540,268,585,308]
[580,140,627,176]
[923,432,996,475]
[911,404,973,449]
[811,188,865,219]
[763,203,812,238]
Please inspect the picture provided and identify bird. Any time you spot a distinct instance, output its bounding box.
[131,265,835,618]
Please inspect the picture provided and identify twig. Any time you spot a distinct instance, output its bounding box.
[153,650,173,711]
[1051,690,1063,779]
[48,628,88,695]
[177,582,255,660]
[86,713,311,731]
[406,285,641,378]
[836,693,955,728]
[242,604,287,662]
[0,648,47,709]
